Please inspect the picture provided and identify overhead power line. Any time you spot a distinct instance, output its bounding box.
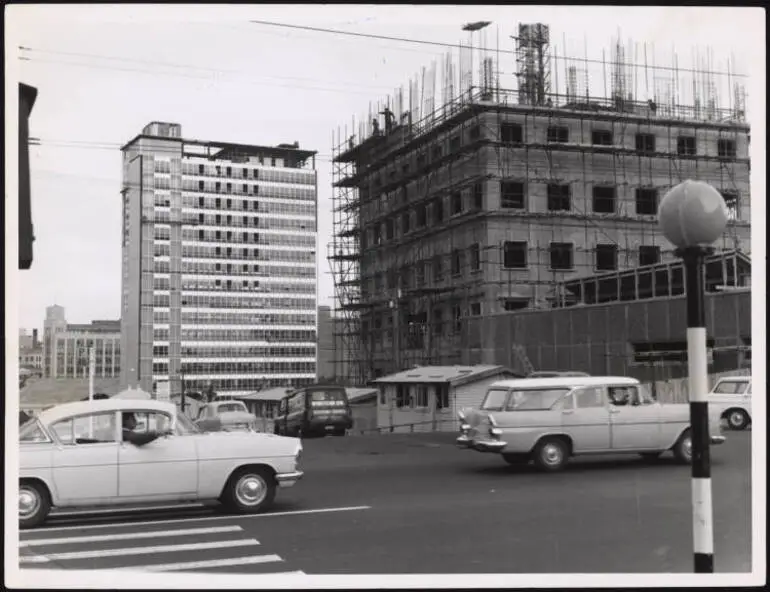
[18,57,385,97]
[18,45,396,92]
[248,19,748,78]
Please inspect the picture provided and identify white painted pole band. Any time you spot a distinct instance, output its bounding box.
[691,477,714,555]
[686,327,709,403]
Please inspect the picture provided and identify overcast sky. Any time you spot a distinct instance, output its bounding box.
[6,4,764,333]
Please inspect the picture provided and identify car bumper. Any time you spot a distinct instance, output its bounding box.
[711,435,726,445]
[275,471,304,488]
[456,435,507,453]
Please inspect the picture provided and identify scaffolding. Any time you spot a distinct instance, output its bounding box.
[329,23,751,384]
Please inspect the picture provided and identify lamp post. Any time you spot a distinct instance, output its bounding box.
[658,179,728,574]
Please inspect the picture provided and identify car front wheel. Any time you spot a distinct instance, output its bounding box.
[19,481,51,529]
[726,409,750,431]
[533,438,569,472]
[222,468,276,514]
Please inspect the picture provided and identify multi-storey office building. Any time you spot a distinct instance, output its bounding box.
[330,24,751,382]
[41,306,121,378]
[120,122,318,397]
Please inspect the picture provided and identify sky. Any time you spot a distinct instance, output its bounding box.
[6,4,765,333]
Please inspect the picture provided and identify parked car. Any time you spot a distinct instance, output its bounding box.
[274,384,353,438]
[708,376,752,430]
[18,399,303,528]
[457,376,725,472]
[195,400,257,432]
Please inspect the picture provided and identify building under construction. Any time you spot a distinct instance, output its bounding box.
[329,23,751,384]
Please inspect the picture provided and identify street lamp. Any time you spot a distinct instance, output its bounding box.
[658,179,728,574]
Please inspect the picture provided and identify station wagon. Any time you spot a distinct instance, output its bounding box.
[457,376,725,471]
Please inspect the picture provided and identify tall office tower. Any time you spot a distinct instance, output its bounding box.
[120,122,318,398]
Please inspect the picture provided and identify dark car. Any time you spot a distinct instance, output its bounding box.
[274,385,353,438]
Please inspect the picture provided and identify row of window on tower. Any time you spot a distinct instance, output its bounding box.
[496,122,740,158]
[363,184,740,248]
[153,328,316,342]
[151,293,315,311]
[175,161,314,185]
[367,243,662,295]
[151,361,315,375]
[364,122,743,190]
[152,260,314,279]
[153,345,316,358]
[152,227,314,248]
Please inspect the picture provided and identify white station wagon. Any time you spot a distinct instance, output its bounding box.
[457,376,726,471]
[708,376,752,431]
[18,399,303,528]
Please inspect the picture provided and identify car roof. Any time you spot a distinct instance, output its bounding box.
[36,398,177,425]
[489,376,640,389]
[715,376,750,382]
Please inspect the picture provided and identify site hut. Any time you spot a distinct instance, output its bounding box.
[373,365,519,433]
[345,387,379,434]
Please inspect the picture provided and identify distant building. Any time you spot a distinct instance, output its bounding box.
[119,122,319,397]
[42,305,121,379]
[19,347,43,372]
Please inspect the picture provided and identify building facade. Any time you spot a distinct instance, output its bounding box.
[41,307,121,379]
[120,122,318,397]
[330,24,751,383]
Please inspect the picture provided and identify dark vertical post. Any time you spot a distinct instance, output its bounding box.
[680,245,714,573]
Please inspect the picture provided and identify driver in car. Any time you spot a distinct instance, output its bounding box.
[122,412,165,446]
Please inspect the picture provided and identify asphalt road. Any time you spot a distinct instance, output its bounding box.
[19,430,752,574]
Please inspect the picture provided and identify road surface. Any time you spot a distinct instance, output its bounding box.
[19,430,752,574]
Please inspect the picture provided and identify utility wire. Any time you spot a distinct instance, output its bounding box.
[248,19,748,78]
[19,56,383,97]
[18,45,397,91]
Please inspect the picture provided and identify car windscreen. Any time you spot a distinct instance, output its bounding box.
[506,388,570,411]
[713,380,749,394]
[19,418,49,442]
[481,389,510,411]
[309,390,347,407]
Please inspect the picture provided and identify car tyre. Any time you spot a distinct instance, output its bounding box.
[672,429,692,465]
[333,428,346,437]
[19,480,51,529]
[222,467,276,514]
[726,409,750,431]
[533,438,569,472]
[502,453,530,466]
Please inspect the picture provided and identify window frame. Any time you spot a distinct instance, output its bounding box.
[50,411,120,446]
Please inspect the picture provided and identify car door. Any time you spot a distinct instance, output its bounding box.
[608,385,662,450]
[560,387,612,452]
[49,411,119,503]
[117,410,198,500]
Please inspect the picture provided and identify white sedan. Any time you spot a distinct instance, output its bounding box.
[18,399,303,528]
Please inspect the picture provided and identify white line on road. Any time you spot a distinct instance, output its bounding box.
[112,554,284,572]
[20,525,242,547]
[30,505,372,533]
[50,503,205,517]
[19,539,259,562]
